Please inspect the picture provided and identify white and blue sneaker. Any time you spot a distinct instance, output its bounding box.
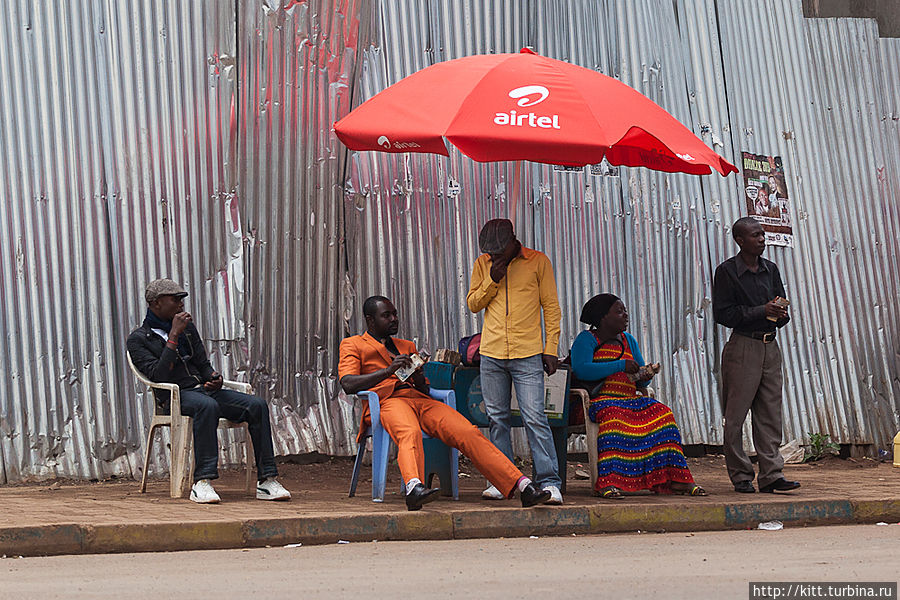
[257,477,291,501]
[190,479,221,504]
[481,484,505,500]
[543,485,563,505]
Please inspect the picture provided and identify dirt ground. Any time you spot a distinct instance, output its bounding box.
[3,452,892,495]
[268,452,897,498]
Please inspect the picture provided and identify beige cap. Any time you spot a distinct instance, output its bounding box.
[145,278,188,303]
[478,218,515,254]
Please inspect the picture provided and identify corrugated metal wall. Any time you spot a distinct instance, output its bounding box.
[716,3,900,448]
[0,0,243,482]
[236,0,371,457]
[345,0,900,453]
[1,0,898,482]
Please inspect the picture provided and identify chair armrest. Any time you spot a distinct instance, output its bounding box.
[126,351,181,415]
[126,351,178,392]
[570,388,590,415]
[428,388,457,410]
[143,380,179,394]
[637,385,656,398]
[569,388,589,401]
[223,380,253,395]
[126,356,178,395]
[356,389,456,425]
[358,391,381,429]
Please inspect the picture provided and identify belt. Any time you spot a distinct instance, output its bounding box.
[735,330,777,344]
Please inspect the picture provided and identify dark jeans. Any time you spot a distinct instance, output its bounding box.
[179,387,278,483]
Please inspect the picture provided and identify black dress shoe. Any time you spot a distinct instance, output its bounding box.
[519,483,552,507]
[405,483,441,511]
[759,478,801,493]
[733,481,756,493]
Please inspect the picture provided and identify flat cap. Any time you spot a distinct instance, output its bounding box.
[145,278,188,303]
[478,218,515,254]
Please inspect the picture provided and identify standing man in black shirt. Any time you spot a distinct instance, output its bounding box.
[713,217,800,494]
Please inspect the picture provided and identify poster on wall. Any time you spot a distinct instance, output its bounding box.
[741,152,793,247]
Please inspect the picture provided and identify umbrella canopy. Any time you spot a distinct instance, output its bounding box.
[334,48,736,177]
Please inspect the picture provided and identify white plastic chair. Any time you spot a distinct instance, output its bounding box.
[574,385,655,495]
[127,351,255,498]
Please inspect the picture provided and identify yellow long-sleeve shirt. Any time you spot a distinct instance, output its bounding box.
[466,246,561,360]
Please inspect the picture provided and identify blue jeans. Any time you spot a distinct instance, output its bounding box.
[179,387,279,483]
[479,354,561,488]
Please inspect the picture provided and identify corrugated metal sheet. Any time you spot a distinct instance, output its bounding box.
[802,17,900,447]
[236,0,372,457]
[0,0,244,482]
[1,0,899,482]
[715,3,900,450]
[345,0,900,455]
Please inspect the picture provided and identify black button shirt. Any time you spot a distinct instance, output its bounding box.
[713,255,789,333]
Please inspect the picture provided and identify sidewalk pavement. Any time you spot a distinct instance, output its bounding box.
[1,456,897,557]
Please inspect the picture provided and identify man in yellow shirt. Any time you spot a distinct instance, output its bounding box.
[466,219,564,504]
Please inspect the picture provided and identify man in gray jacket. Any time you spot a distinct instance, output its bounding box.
[127,278,290,503]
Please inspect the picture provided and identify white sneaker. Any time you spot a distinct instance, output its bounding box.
[543,485,563,505]
[481,484,505,500]
[190,479,221,504]
[257,477,291,501]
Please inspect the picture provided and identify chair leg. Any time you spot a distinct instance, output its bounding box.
[552,426,568,494]
[449,447,459,500]
[423,437,457,499]
[349,442,366,498]
[370,428,390,503]
[244,424,255,496]
[170,415,193,499]
[140,424,159,493]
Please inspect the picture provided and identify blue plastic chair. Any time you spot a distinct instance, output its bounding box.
[348,388,459,502]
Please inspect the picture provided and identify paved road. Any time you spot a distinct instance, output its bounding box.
[1,524,897,599]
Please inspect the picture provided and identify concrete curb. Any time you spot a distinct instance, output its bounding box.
[2,499,898,557]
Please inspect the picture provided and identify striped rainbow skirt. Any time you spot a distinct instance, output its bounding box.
[588,395,694,493]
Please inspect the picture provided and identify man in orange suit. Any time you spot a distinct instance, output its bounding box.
[339,295,552,510]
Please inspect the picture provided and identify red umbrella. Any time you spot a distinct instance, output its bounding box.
[334,48,736,177]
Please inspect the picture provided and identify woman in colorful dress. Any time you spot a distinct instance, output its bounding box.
[570,293,707,499]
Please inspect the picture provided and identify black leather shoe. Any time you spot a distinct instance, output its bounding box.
[519,483,552,507]
[733,481,756,493]
[759,478,801,493]
[405,483,441,511]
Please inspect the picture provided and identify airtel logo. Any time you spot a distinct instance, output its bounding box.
[508,85,549,107]
[375,135,421,150]
[494,84,560,129]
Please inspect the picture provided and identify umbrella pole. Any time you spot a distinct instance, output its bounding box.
[510,160,522,219]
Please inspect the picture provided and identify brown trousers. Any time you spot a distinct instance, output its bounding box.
[380,388,523,496]
[721,332,785,487]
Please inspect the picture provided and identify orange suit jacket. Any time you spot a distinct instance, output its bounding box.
[338,332,421,439]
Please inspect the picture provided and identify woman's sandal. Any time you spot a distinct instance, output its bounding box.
[599,486,624,499]
[674,483,708,496]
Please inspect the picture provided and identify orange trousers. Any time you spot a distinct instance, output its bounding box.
[380,389,522,497]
